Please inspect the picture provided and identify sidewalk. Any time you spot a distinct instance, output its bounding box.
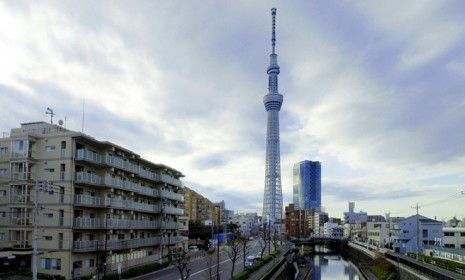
[248,248,288,280]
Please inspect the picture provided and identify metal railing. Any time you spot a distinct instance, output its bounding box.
[103,175,159,198]
[160,190,184,202]
[75,172,102,185]
[10,195,32,203]
[75,149,102,164]
[160,221,184,229]
[72,236,161,252]
[11,172,31,181]
[73,218,159,229]
[163,206,184,215]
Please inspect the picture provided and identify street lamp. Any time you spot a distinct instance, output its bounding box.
[214,205,221,280]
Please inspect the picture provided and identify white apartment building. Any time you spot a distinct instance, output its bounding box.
[367,221,390,248]
[0,122,185,279]
[343,202,367,224]
[443,227,465,249]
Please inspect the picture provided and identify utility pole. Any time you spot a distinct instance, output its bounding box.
[411,203,421,261]
[32,180,39,280]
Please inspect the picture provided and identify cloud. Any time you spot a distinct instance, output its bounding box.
[0,1,464,219]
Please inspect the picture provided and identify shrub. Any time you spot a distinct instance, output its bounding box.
[370,257,395,280]
[232,270,250,280]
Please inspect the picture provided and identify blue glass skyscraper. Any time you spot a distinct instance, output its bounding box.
[293,160,321,210]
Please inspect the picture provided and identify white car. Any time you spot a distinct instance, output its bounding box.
[245,256,256,267]
[188,245,199,252]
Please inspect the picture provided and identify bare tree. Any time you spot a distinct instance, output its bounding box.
[271,227,280,253]
[239,234,250,269]
[258,227,267,258]
[168,247,191,280]
[226,233,241,279]
[203,251,216,280]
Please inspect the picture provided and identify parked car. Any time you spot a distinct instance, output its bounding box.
[245,256,256,267]
[189,245,199,252]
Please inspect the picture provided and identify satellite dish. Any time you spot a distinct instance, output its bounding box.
[58,120,64,126]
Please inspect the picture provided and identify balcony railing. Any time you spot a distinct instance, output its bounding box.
[161,236,184,245]
[10,195,32,203]
[73,218,159,229]
[105,155,139,174]
[11,172,31,181]
[75,149,103,164]
[74,194,160,213]
[160,190,184,202]
[159,174,182,187]
[160,221,184,230]
[103,175,159,198]
[75,172,102,185]
[72,236,161,252]
[162,206,184,215]
[10,151,32,159]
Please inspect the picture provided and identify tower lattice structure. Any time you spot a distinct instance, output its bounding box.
[263,8,283,223]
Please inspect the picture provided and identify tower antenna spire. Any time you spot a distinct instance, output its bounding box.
[271,8,276,54]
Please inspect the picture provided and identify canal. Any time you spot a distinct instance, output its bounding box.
[303,245,363,280]
[310,254,361,280]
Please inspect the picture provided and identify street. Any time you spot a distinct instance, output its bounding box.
[132,240,264,280]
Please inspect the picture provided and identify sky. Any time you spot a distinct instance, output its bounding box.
[1,1,465,220]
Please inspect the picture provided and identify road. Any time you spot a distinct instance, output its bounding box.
[132,240,266,280]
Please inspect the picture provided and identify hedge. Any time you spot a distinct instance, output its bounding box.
[408,253,465,275]
[231,250,279,280]
[98,262,169,279]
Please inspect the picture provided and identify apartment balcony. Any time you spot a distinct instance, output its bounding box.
[73,194,105,207]
[11,172,32,181]
[160,190,184,202]
[162,206,184,216]
[10,151,34,160]
[159,174,182,187]
[72,236,161,252]
[73,218,159,229]
[107,254,159,272]
[10,217,32,226]
[75,149,103,166]
[75,172,102,186]
[103,175,159,198]
[10,195,33,204]
[74,194,160,213]
[104,155,139,174]
[160,221,184,230]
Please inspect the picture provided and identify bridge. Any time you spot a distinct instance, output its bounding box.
[289,236,346,245]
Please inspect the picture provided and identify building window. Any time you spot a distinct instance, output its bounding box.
[44,168,55,173]
[0,147,8,155]
[44,236,53,240]
[0,190,6,196]
[444,244,455,248]
[0,212,5,218]
[422,229,428,238]
[44,213,54,218]
[88,259,95,267]
[41,258,61,270]
[461,232,465,237]
[461,244,465,249]
[0,169,7,177]
[444,232,454,237]
[45,145,56,151]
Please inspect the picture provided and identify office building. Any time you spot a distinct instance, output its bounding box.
[396,215,443,255]
[0,122,185,279]
[293,160,321,210]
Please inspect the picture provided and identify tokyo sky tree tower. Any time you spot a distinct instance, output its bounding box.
[262,8,283,223]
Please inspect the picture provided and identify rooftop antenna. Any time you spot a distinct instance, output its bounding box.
[45,107,55,124]
[271,7,276,54]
